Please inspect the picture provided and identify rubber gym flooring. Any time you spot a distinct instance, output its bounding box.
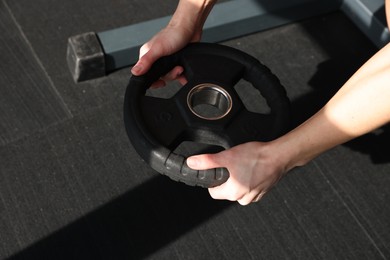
[0,0,389,259]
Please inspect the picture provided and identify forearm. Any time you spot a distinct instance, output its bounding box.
[275,42,390,170]
[169,0,217,39]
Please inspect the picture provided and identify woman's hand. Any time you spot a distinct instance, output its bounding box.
[186,142,289,205]
[131,0,216,87]
[131,24,197,87]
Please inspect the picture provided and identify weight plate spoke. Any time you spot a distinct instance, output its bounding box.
[180,54,245,87]
[226,109,275,145]
[141,96,187,149]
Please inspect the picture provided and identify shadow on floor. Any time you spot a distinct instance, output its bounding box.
[9,10,389,260]
[291,12,390,164]
[292,57,390,163]
[9,176,232,260]
[11,57,389,260]
[344,124,390,164]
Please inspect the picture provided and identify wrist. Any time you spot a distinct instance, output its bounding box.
[266,131,313,174]
[269,112,345,172]
[169,0,216,37]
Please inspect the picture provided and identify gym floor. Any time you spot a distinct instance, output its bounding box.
[1,0,389,259]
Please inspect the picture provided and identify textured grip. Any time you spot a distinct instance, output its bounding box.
[164,152,229,188]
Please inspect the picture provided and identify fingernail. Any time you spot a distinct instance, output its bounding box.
[131,64,142,75]
[186,157,198,168]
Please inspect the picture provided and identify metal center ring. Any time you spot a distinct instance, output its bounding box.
[187,83,233,120]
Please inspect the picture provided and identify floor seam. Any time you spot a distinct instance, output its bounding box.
[313,159,388,259]
[0,117,72,147]
[0,99,119,147]
[2,0,73,119]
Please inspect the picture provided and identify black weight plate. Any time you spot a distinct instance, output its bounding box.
[124,42,290,188]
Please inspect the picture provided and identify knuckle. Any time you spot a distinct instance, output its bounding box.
[227,189,245,202]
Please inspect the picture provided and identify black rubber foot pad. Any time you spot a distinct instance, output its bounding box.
[67,32,105,82]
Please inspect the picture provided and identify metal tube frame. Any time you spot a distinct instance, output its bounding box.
[67,0,389,82]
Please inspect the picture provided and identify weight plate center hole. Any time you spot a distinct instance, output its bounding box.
[187,84,232,120]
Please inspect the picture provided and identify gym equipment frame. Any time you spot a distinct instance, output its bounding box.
[67,0,390,82]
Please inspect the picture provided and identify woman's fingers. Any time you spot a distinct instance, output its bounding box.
[149,66,187,89]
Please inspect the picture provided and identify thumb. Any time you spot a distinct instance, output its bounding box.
[131,45,162,76]
[186,154,224,170]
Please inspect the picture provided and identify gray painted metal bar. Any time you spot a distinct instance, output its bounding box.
[67,0,341,82]
[99,0,341,72]
[67,0,389,82]
[341,0,390,48]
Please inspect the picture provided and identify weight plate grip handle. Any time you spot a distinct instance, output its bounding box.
[164,152,229,187]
